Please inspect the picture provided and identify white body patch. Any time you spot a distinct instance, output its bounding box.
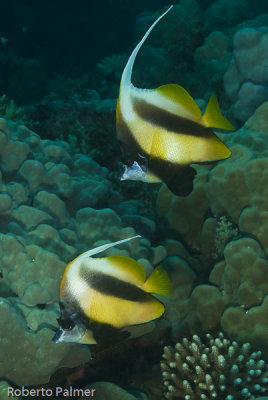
[120,84,136,122]
[64,257,93,304]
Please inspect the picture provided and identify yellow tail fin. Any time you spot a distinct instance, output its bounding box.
[202,93,234,130]
[142,266,172,297]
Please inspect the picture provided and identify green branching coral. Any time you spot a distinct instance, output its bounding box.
[0,94,37,128]
[0,95,27,123]
[161,332,268,399]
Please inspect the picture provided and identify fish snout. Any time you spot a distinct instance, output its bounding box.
[53,328,64,343]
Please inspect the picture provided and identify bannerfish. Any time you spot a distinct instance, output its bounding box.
[116,5,234,196]
[53,236,172,345]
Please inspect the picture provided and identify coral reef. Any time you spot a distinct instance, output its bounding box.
[3,0,265,174]
[157,101,268,246]
[26,90,118,170]
[193,31,231,96]
[161,332,268,399]
[0,95,30,125]
[0,118,161,385]
[157,102,268,358]
[213,216,238,258]
[0,52,48,105]
[203,0,253,34]
[132,0,203,90]
[210,238,268,353]
[224,27,268,122]
[0,0,267,394]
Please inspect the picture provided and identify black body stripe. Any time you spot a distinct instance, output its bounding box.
[59,296,91,328]
[116,106,197,196]
[80,267,151,302]
[133,99,214,138]
[88,320,130,345]
[117,107,143,161]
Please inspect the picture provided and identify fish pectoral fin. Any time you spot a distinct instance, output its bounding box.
[202,93,234,130]
[155,83,202,120]
[143,266,172,297]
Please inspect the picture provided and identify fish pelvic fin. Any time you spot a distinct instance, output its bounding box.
[202,93,234,130]
[120,5,173,88]
[80,329,97,345]
[142,266,172,297]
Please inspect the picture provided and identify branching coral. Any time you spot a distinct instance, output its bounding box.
[0,94,30,124]
[161,332,268,399]
[214,216,238,258]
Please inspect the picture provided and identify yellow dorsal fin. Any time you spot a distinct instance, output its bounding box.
[155,83,202,120]
[142,266,172,297]
[202,93,234,130]
[107,255,146,284]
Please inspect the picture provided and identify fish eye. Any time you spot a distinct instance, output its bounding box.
[60,318,75,331]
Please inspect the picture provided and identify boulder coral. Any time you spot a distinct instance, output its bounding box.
[157,102,268,358]
[203,0,253,34]
[157,101,268,245]
[224,27,268,122]
[193,30,231,95]
[0,118,161,385]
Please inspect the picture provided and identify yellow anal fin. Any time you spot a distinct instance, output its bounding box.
[155,83,202,120]
[202,93,234,130]
[204,133,232,160]
[142,266,172,297]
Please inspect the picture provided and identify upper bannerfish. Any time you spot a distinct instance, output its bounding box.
[116,5,234,196]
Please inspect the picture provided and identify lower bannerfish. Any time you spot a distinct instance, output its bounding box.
[116,5,234,196]
[53,236,172,345]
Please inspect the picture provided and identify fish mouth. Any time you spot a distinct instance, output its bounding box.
[52,328,63,343]
[120,160,147,181]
